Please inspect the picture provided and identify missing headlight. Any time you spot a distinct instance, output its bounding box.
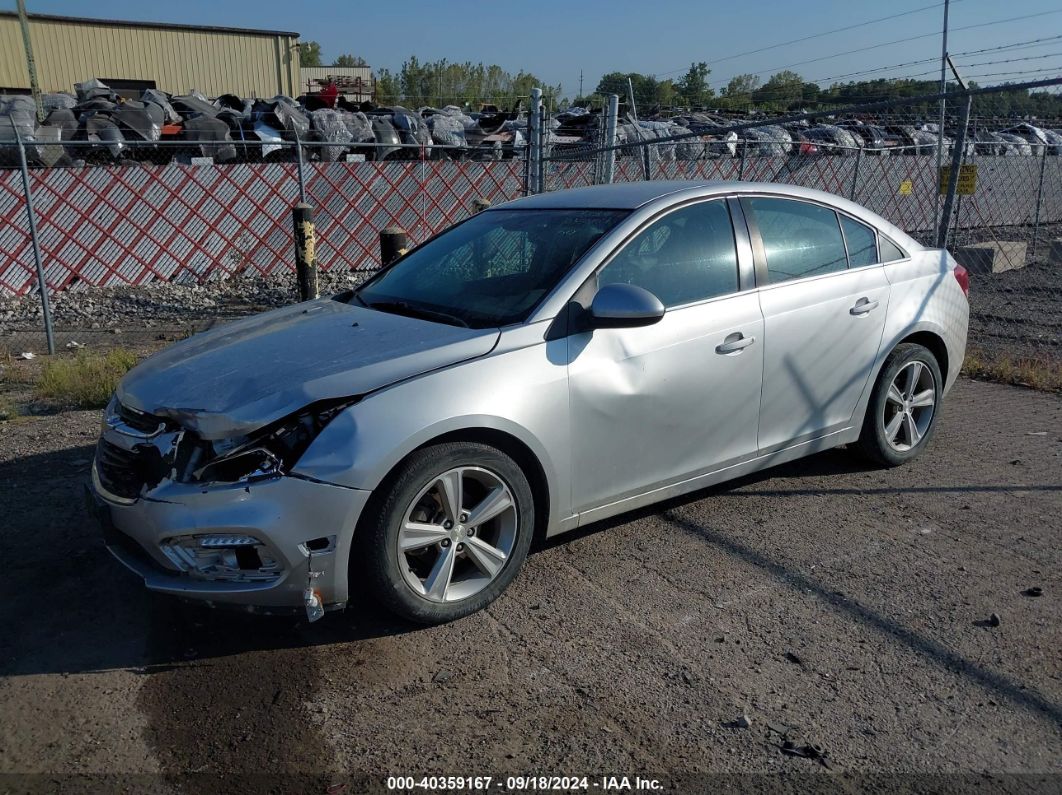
[178,396,359,486]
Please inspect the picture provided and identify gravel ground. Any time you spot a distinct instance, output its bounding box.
[0,377,1059,793]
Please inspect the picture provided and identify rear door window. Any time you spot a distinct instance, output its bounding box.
[744,197,848,284]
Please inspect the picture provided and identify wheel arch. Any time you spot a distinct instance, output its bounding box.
[363,426,553,547]
[897,329,949,381]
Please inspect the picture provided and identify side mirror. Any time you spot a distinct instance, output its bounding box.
[589,283,665,328]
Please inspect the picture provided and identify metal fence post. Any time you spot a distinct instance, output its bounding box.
[14,127,55,355]
[536,103,546,194]
[603,94,619,185]
[849,147,863,201]
[294,130,308,204]
[937,92,972,249]
[527,88,542,195]
[1030,144,1049,261]
[640,138,652,181]
[737,139,747,181]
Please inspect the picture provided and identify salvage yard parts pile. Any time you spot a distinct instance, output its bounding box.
[0,79,528,166]
[3,77,1061,167]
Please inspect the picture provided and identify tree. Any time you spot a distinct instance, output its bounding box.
[718,73,760,110]
[378,57,559,109]
[375,68,400,105]
[334,54,368,68]
[299,40,322,67]
[594,72,667,111]
[752,70,806,110]
[676,62,713,108]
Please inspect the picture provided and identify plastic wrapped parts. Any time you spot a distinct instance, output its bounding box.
[142,90,181,124]
[310,109,353,161]
[428,113,466,149]
[74,78,116,103]
[182,115,237,162]
[343,111,375,144]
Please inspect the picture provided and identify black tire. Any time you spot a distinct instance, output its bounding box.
[856,343,943,467]
[356,442,534,624]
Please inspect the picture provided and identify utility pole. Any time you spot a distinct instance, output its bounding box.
[579,69,584,99]
[16,0,44,123]
[936,0,950,222]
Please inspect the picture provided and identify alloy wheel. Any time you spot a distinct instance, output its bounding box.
[398,466,518,603]
[882,360,936,452]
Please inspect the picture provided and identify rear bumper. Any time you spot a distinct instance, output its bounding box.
[87,467,371,610]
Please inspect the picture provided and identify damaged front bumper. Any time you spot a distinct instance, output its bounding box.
[87,464,370,612]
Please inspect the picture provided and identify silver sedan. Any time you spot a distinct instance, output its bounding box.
[89,181,969,624]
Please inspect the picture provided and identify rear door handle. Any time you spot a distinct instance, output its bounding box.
[850,297,880,316]
[716,332,755,355]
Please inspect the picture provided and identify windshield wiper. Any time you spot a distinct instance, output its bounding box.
[365,299,469,328]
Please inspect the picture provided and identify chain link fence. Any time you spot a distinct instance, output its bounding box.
[2,79,1060,386]
[0,140,524,353]
[533,80,1062,379]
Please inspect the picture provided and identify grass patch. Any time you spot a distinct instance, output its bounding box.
[35,349,139,409]
[962,349,1062,392]
[0,394,18,422]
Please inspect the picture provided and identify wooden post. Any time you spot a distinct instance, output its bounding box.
[380,226,408,265]
[292,202,318,300]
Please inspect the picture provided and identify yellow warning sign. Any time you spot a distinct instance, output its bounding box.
[899,179,913,196]
[939,164,978,196]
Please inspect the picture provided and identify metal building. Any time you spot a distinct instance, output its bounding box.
[0,12,301,98]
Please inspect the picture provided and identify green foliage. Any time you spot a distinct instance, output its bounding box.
[593,72,677,111]
[334,54,368,68]
[299,40,323,68]
[36,349,138,409]
[676,62,714,108]
[377,57,560,110]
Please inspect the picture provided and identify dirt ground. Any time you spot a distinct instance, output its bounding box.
[0,377,1059,794]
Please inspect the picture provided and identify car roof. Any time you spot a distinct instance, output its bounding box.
[492,180,922,251]
[497,180,851,212]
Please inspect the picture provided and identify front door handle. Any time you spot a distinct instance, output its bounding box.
[716,332,755,355]
[850,297,880,316]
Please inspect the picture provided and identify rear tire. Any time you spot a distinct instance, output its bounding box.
[356,442,534,624]
[856,343,942,467]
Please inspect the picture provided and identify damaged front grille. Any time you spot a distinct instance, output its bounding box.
[115,402,169,435]
[95,438,166,500]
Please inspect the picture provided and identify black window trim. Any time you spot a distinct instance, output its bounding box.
[838,212,880,269]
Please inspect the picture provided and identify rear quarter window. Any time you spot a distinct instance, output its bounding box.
[879,236,908,263]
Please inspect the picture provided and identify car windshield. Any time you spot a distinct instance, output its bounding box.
[354,209,629,328]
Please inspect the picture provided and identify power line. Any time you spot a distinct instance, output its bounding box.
[656,0,962,77]
[802,34,1062,86]
[706,9,1062,92]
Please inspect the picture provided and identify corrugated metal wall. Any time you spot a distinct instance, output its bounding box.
[0,15,299,98]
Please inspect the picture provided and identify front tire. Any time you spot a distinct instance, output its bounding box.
[357,442,534,624]
[856,343,942,467]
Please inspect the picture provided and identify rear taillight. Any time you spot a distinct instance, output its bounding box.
[953,263,970,297]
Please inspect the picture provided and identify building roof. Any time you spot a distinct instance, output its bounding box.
[0,11,299,39]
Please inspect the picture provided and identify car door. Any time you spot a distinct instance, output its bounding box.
[566,199,764,514]
[742,196,890,453]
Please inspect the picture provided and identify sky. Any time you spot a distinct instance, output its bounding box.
[9,0,1062,97]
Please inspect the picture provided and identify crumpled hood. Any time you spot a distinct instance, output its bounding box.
[116,298,499,439]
